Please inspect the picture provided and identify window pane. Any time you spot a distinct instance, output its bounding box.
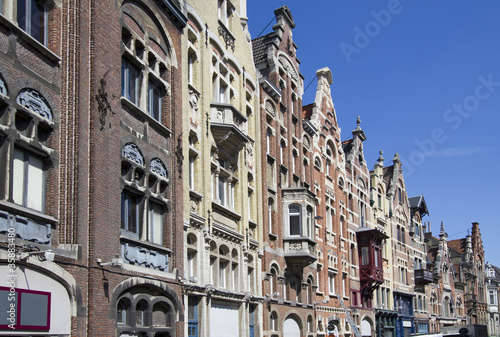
[17,0,27,33]
[219,176,226,205]
[149,202,162,244]
[129,64,138,104]
[361,247,369,265]
[27,153,44,211]
[148,81,161,121]
[13,148,26,206]
[30,0,45,44]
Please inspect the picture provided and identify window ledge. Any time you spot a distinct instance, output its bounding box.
[121,97,172,137]
[119,235,172,255]
[268,233,278,240]
[0,14,60,63]
[0,200,58,226]
[212,202,242,221]
[189,190,203,200]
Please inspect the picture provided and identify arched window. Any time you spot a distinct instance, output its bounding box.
[117,298,130,325]
[307,315,314,332]
[270,312,278,331]
[136,300,148,326]
[152,302,171,327]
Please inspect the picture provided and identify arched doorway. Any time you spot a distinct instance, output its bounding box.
[284,316,301,337]
[361,317,373,337]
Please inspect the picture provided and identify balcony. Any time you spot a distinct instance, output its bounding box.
[357,227,388,294]
[283,237,317,266]
[414,269,433,285]
[210,103,250,153]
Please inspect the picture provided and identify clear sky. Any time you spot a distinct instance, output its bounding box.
[247,1,500,266]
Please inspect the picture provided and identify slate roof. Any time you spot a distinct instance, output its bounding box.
[251,35,269,67]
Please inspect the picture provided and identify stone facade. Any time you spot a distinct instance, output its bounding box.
[182,0,263,336]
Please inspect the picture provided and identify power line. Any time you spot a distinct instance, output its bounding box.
[256,17,276,38]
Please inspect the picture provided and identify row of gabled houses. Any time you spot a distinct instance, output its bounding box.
[0,0,498,336]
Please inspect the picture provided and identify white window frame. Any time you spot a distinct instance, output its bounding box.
[13,147,44,212]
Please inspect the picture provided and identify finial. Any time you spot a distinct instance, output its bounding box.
[439,221,447,238]
[356,115,361,127]
[377,150,385,164]
[393,152,401,164]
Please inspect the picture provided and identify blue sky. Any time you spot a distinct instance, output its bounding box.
[248,1,500,266]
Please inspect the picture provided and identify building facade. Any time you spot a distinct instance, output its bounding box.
[182,0,264,336]
[0,0,188,335]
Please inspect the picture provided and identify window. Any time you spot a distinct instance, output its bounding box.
[377,189,382,208]
[116,293,175,336]
[188,54,194,85]
[121,23,170,124]
[213,157,236,210]
[270,312,278,331]
[148,202,163,244]
[148,80,162,121]
[361,247,369,265]
[121,191,140,235]
[188,297,199,337]
[122,58,140,105]
[117,299,130,325]
[289,204,301,236]
[121,145,169,249]
[268,198,274,234]
[136,300,148,326]
[17,0,48,45]
[490,290,497,305]
[189,156,195,190]
[307,315,314,332]
[306,206,313,237]
[342,274,347,297]
[329,272,336,295]
[13,147,44,212]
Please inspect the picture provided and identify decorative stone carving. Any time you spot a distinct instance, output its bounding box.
[121,242,169,271]
[17,88,53,121]
[150,158,167,178]
[0,210,51,245]
[189,90,199,112]
[122,143,144,166]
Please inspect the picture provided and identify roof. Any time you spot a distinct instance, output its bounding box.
[448,238,466,255]
[409,195,429,215]
[382,166,394,185]
[251,35,268,67]
[493,265,500,281]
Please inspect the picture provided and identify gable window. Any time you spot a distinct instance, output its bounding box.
[13,147,44,212]
[17,0,48,45]
[289,204,301,236]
